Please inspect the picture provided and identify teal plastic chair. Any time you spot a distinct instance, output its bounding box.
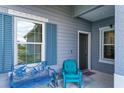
[62,59,83,88]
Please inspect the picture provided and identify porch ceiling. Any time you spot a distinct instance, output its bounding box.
[74,5,115,22]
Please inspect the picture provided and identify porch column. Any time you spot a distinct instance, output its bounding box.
[115,5,124,88]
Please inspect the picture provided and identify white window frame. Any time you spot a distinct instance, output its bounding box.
[14,17,46,65]
[99,26,115,65]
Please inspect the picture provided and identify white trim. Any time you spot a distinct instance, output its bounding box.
[8,9,48,23]
[42,22,46,61]
[99,60,114,65]
[16,42,44,44]
[16,17,44,25]
[14,17,45,65]
[78,31,91,70]
[114,73,124,88]
[0,7,8,13]
[99,26,115,65]
[99,25,114,31]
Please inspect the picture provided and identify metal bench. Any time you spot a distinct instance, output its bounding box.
[9,61,58,88]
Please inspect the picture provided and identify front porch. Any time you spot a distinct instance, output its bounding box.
[0,5,115,88]
[51,70,113,88]
[0,70,113,88]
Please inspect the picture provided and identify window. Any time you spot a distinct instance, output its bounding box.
[99,26,115,64]
[15,18,45,65]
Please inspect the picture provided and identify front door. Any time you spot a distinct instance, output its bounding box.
[79,33,88,70]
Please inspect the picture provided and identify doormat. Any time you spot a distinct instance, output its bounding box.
[83,70,95,76]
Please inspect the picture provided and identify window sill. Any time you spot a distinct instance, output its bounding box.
[99,59,114,65]
[14,62,43,67]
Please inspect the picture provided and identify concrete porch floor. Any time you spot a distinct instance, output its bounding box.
[0,70,113,88]
[57,70,114,88]
[83,70,114,88]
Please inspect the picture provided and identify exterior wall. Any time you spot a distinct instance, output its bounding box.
[0,5,91,70]
[114,6,124,87]
[91,16,114,74]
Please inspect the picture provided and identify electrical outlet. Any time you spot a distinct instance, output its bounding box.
[71,50,72,54]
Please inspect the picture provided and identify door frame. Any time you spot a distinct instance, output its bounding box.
[78,31,91,70]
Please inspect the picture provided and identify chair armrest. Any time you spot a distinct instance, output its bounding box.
[47,67,57,76]
[9,72,14,88]
[62,69,66,79]
[9,72,13,82]
[78,70,83,77]
[62,69,65,75]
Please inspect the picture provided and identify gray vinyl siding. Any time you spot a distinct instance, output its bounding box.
[0,5,91,69]
[91,16,114,74]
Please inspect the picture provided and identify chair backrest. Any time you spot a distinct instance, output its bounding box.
[63,59,77,74]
